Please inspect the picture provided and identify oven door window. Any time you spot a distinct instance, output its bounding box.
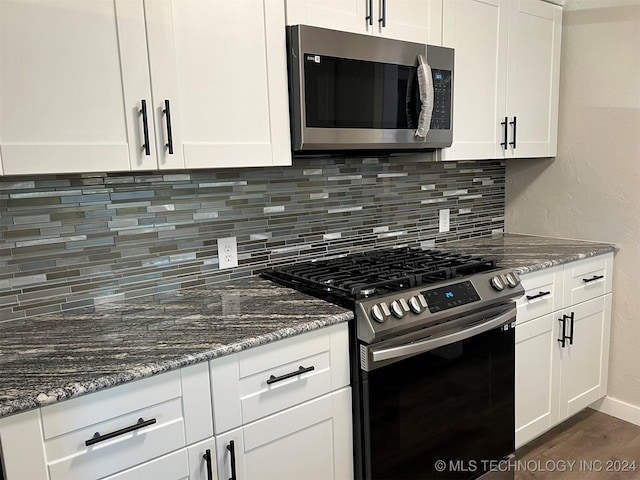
[363,324,515,479]
[303,54,420,130]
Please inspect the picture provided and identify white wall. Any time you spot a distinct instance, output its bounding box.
[505,0,640,423]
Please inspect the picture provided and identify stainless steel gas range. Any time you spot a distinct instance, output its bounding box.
[262,247,524,480]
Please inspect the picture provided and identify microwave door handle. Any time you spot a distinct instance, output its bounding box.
[414,55,433,139]
[370,307,515,364]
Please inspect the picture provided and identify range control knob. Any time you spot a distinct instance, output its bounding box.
[390,300,405,319]
[408,296,423,314]
[371,304,386,323]
[505,271,521,288]
[490,275,506,291]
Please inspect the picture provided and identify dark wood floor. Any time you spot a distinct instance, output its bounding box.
[515,408,640,479]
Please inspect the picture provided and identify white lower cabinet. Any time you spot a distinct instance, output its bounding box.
[515,312,557,448]
[0,324,351,480]
[216,388,352,480]
[187,438,218,480]
[212,323,353,480]
[556,295,612,420]
[515,253,614,449]
[0,362,212,480]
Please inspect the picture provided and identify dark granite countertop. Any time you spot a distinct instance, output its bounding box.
[0,233,618,419]
[0,277,353,418]
[441,233,618,273]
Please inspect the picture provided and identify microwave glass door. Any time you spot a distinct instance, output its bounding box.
[303,54,451,132]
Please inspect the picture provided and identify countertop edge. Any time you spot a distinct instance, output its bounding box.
[513,245,618,274]
[0,310,353,419]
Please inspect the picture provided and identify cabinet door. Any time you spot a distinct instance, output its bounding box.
[217,389,353,480]
[0,0,157,175]
[505,0,562,158]
[187,438,217,480]
[145,0,291,169]
[286,0,443,44]
[285,0,369,35]
[379,0,442,44]
[439,0,509,161]
[515,313,559,448]
[556,294,612,421]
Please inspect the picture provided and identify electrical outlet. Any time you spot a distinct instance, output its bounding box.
[439,209,450,233]
[217,236,238,269]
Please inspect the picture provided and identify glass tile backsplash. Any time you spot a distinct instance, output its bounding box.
[0,157,505,322]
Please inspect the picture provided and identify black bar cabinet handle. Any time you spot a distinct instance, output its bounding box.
[203,449,213,480]
[366,0,373,25]
[583,275,604,283]
[163,99,174,154]
[139,100,150,156]
[526,290,551,301]
[379,0,386,27]
[557,316,567,348]
[568,312,575,345]
[227,440,237,480]
[500,116,508,148]
[267,365,315,385]
[85,417,156,446]
[509,116,517,148]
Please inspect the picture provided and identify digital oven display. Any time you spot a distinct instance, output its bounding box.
[422,281,481,313]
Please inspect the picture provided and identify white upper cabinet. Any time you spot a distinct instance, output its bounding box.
[505,0,562,158]
[145,0,291,170]
[439,0,562,161]
[0,0,157,175]
[0,0,291,176]
[440,0,508,160]
[285,0,443,45]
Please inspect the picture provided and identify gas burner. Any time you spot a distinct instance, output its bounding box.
[261,247,498,308]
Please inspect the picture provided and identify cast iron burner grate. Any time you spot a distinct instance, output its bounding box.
[261,247,497,308]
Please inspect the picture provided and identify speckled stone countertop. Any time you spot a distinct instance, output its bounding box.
[0,233,618,419]
[0,277,353,418]
[442,233,618,273]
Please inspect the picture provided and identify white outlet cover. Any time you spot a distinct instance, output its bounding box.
[439,209,450,233]
[218,236,238,269]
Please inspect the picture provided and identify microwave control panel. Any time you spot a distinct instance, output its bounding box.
[430,69,452,130]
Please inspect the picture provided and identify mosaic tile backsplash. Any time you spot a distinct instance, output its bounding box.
[0,157,505,322]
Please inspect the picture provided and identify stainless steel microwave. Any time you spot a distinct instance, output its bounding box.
[287,25,454,155]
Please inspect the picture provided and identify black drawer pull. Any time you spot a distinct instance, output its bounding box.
[227,440,237,480]
[163,99,174,154]
[526,290,551,301]
[557,312,574,348]
[267,365,315,385]
[509,116,517,148]
[583,275,604,283]
[500,116,508,149]
[139,99,150,156]
[85,417,156,446]
[203,448,213,480]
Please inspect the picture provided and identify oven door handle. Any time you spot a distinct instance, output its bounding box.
[370,308,515,364]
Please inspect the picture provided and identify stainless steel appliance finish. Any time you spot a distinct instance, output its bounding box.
[287,25,454,154]
[262,247,522,480]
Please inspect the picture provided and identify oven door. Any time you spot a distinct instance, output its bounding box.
[358,306,516,480]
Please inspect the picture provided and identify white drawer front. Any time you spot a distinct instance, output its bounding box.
[103,449,190,480]
[211,323,349,433]
[46,397,186,480]
[240,349,333,425]
[41,370,182,439]
[517,266,563,324]
[562,253,613,307]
